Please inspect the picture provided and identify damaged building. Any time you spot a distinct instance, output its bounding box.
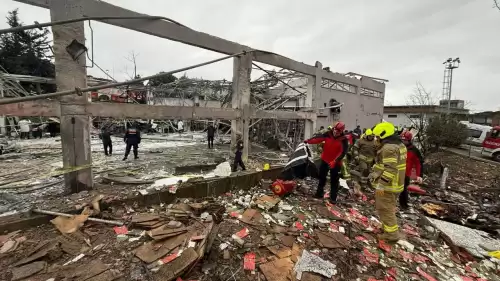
[0,1,499,281]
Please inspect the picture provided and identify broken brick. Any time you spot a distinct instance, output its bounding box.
[244,252,256,270]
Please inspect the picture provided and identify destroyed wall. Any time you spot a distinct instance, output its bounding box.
[149,97,222,107]
[318,81,385,130]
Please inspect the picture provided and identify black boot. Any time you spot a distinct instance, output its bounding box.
[122,157,127,161]
[313,190,324,199]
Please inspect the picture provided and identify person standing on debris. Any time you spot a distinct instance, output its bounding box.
[352,129,377,194]
[232,134,246,172]
[19,119,31,139]
[304,121,349,203]
[399,131,423,209]
[353,125,362,140]
[31,123,43,139]
[369,122,407,242]
[177,120,184,133]
[100,127,113,156]
[207,123,215,149]
[123,124,141,160]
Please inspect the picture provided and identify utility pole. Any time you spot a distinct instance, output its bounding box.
[442,57,460,114]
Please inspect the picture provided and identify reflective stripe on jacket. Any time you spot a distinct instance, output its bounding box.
[372,141,407,193]
[355,137,376,163]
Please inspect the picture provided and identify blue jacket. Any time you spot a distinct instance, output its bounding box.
[124,128,141,145]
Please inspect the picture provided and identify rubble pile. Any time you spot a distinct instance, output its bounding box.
[420,152,500,234]
[1,177,499,281]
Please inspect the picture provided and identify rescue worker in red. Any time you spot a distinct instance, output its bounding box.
[304,121,349,203]
[399,131,424,209]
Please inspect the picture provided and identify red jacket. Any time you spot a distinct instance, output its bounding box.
[406,144,423,177]
[306,133,349,166]
[346,134,353,145]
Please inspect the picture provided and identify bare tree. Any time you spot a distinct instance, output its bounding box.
[404,82,437,156]
[124,51,139,79]
[494,0,500,11]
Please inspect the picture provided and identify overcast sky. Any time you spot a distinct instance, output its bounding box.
[2,0,500,112]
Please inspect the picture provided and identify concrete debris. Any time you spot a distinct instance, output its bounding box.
[294,250,337,280]
[397,240,415,252]
[3,151,500,281]
[213,161,232,177]
[10,261,46,281]
[316,230,350,249]
[259,258,294,281]
[0,239,18,253]
[255,195,280,210]
[427,217,500,257]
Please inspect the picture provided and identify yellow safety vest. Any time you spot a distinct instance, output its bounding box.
[372,142,407,193]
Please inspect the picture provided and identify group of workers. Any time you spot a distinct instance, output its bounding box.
[99,125,142,161]
[304,121,423,242]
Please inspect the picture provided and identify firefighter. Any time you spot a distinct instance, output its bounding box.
[100,127,113,156]
[123,124,141,160]
[399,131,423,209]
[304,121,349,203]
[232,134,246,172]
[369,122,407,242]
[352,129,377,193]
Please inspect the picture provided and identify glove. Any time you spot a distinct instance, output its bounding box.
[415,176,423,184]
[328,161,336,168]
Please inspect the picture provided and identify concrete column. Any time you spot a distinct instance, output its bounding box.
[305,62,322,138]
[0,82,5,135]
[231,53,252,161]
[305,76,316,139]
[50,0,93,193]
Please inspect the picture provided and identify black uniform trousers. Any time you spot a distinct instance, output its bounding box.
[103,140,113,156]
[207,136,214,148]
[232,151,246,172]
[317,160,341,202]
[124,143,138,159]
[399,176,411,209]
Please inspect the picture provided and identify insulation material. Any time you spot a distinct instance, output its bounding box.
[294,250,337,280]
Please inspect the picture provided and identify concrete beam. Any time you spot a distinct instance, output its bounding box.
[12,0,384,93]
[86,103,240,120]
[0,99,316,120]
[253,109,317,121]
[0,100,60,117]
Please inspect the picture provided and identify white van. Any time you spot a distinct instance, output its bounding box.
[460,121,492,147]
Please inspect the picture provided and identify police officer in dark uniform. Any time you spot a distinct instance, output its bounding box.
[123,124,141,160]
[207,123,215,149]
[100,127,112,156]
[232,137,246,172]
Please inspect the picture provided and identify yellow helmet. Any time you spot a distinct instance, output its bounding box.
[372,122,395,139]
[365,129,373,136]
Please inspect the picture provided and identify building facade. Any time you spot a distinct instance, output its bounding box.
[383,103,469,128]
[267,74,386,131]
